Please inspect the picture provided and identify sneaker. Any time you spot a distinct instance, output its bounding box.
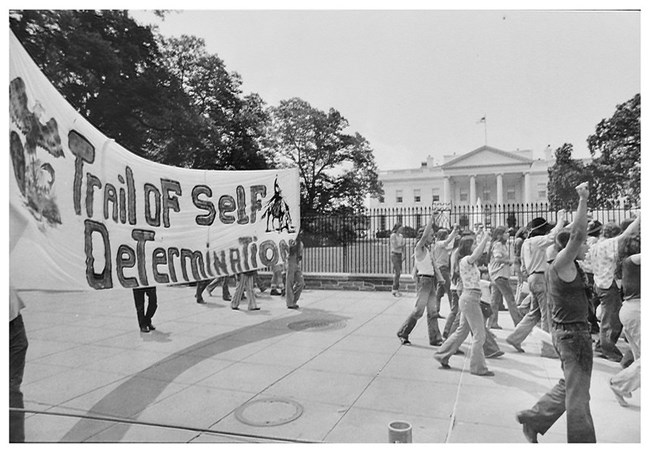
[287,305,300,309]
[148,324,156,331]
[472,370,495,377]
[430,340,443,347]
[140,325,150,333]
[434,355,451,369]
[196,297,206,304]
[506,338,525,353]
[222,295,232,302]
[486,350,505,359]
[609,379,630,407]
[490,324,503,330]
[270,289,281,296]
[516,412,538,443]
[397,334,411,346]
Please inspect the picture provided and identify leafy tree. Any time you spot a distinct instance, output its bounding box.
[547,143,592,210]
[586,93,640,207]
[10,10,270,171]
[9,10,191,161]
[158,35,270,170]
[265,98,383,215]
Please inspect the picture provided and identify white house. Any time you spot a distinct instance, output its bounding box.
[370,145,555,209]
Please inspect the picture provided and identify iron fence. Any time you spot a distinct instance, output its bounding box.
[300,203,634,275]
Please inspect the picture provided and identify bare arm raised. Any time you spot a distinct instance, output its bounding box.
[554,183,589,281]
[467,226,490,265]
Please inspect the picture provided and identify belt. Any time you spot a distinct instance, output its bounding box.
[552,321,590,331]
[418,275,435,278]
[531,271,545,275]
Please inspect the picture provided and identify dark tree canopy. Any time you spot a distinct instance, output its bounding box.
[587,93,640,207]
[547,143,592,210]
[9,10,270,171]
[265,98,383,215]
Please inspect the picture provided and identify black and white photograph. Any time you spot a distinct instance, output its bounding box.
[7,0,645,445]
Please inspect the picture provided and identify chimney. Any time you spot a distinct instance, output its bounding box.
[427,155,434,168]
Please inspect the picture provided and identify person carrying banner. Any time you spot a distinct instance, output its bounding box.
[196,277,232,303]
[231,272,259,311]
[286,232,305,309]
[133,286,158,332]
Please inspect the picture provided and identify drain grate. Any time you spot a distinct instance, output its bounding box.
[234,397,304,427]
[287,318,347,332]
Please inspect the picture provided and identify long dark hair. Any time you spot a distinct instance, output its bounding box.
[457,236,474,259]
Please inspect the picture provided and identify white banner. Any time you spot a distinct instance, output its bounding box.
[9,32,300,291]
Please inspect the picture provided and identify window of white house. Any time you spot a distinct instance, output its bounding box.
[414,189,421,203]
[396,190,403,203]
[537,184,547,199]
[459,189,468,202]
[507,186,516,201]
[482,188,491,202]
[432,188,440,202]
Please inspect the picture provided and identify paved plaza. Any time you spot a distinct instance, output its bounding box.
[18,285,640,443]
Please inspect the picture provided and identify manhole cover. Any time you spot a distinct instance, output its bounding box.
[287,318,347,331]
[234,397,304,427]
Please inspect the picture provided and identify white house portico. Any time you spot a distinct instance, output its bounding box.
[370,145,554,208]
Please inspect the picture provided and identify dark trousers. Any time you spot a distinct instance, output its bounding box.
[10,314,28,443]
[519,325,595,443]
[595,283,623,361]
[391,253,402,291]
[133,287,157,328]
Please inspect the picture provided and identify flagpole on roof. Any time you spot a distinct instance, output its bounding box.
[477,115,487,146]
[483,115,487,146]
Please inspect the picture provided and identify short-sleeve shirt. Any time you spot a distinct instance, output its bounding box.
[579,236,599,274]
[390,233,405,254]
[459,256,481,291]
[521,234,556,274]
[488,241,511,280]
[432,242,450,268]
[591,237,619,289]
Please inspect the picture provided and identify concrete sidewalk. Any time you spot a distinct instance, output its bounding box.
[18,286,640,443]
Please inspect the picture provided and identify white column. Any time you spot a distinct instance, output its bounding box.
[443,177,451,204]
[524,172,531,204]
[496,173,504,206]
[469,175,476,205]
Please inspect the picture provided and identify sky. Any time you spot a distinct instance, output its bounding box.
[128,4,641,172]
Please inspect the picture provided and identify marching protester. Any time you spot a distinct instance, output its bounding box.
[433,225,494,375]
[506,210,566,357]
[195,276,232,303]
[133,286,158,333]
[270,263,285,296]
[231,271,260,311]
[390,222,406,297]
[433,224,459,322]
[591,216,640,362]
[609,214,641,407]
[580,220,602,334]
[397,212,445,346]
[488,225,523,328]
[285,231,305,309]
[516,182,594,443]
[445,231,503,359]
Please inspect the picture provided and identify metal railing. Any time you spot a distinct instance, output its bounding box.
[300,203,634,275]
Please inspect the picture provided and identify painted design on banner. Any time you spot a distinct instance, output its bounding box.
[262,177,296,233]
[10,77,64,227]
